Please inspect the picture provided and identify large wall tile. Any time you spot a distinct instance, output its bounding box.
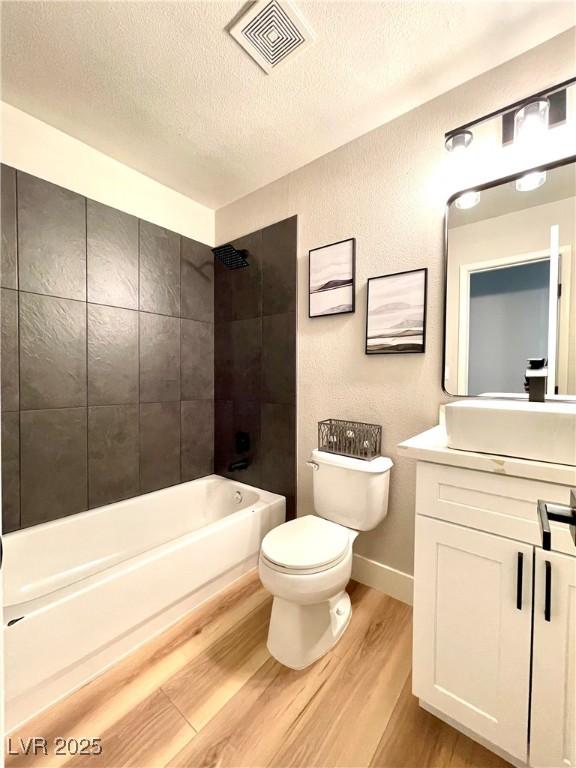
[17,172,86,300]
[181,319,214,400]
[181,238,214,322]
[1,165,18,289]
[139,402,180,493]
[88,304,138,405]
[139,220,180,316]
[262,217,297,316]
[1,288,19,410]
[88,405,139,508]
[181,400,214,481]
[20,292,87,409]
[87,200,138,309]
[260,403,295,501]
[215,230,262,322]
[140,313,180,402]
[1,411,20,532]
[20,408,87,528]
[262,312,296,404]
[215,318,261,401]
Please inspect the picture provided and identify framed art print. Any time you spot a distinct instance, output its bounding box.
[365,268,428,354]
[309,238,356,318]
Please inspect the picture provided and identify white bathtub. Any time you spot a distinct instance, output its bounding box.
[3,475,285,731]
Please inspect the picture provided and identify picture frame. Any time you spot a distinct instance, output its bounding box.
[309,238,356,318]
[365,268,428,354]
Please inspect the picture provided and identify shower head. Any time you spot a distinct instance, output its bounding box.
[212,243,250,270]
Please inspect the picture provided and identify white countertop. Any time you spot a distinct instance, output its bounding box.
[399,425,576,487]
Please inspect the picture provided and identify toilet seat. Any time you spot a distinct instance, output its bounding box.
[261,515,352,574]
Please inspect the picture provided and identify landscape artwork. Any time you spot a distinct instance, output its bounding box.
[365,268,427,354]
[309,238,355,317]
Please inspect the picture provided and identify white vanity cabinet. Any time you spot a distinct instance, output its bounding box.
[401,426,576,768]
[530,547,576,768]
[413,515,533,761]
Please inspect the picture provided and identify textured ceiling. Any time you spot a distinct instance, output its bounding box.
[1,1,574,209]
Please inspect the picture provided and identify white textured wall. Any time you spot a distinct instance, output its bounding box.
[1,102,214,245]
[216,29,576,576]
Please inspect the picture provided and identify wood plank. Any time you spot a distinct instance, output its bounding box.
[6,571,265,768]
[166,655,341,768]
[268,591,413,768]
[5,690,195,768]
[65,690,195,768]
[369,675,512,768]
[162,600,272,730]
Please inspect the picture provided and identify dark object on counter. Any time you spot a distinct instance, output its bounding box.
[524,358,548,403]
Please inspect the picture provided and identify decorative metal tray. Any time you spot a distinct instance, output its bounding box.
[318,418,382,461]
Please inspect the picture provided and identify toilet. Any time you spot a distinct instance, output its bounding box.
[259,448,393,669]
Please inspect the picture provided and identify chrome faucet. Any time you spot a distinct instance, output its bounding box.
[524,358,548,403]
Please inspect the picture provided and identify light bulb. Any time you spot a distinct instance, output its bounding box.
[514,99,549,145]
[454,191,481,210]
[445,131,473,153]
[515,171,547,192]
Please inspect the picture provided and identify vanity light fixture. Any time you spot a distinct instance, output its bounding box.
[445,130,473,153]
[454,191,481,210]
[516,170,547,192]
[443,75,575,152]
[514,98,550,145]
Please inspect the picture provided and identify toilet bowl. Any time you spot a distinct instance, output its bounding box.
[259,449,393,669]
[259,515,357,669]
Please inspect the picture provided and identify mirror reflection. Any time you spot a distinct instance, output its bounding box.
[445,158,576,398]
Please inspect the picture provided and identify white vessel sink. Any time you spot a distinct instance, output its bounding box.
[445,400,576,466]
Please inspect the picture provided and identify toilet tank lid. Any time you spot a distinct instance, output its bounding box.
[312,449,393,474]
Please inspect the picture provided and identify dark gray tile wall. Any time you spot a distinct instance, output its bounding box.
[88,405,139,508]
[181,237,214,322]
[87,200,139,309]
[20,408,88,528]
[181,320,214,400]
[1,166,18,290]
[139,220,181,316]
[1,412,20,532]
[140,312,181,402]
[181,400,214,482]
[139,401,181,493]
[214,216,297,519]
[1,288,19,411]
[18,172,87,301]
[0,166,215,532]
[87,305,139,405]
[19,292,87,409]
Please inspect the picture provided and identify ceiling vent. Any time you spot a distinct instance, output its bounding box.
[229,0,314,74]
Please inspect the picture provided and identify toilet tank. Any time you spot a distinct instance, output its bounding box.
[310,449,393,531]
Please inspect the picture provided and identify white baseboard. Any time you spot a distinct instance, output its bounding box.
[352,554,414,605]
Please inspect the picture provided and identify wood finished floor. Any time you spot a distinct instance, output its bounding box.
[6,572,512,768]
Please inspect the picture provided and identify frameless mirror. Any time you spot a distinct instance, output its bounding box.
[444,157,576,398]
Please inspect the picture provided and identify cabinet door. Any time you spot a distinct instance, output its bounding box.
[413,515,533,762]
[530,548,576,768]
